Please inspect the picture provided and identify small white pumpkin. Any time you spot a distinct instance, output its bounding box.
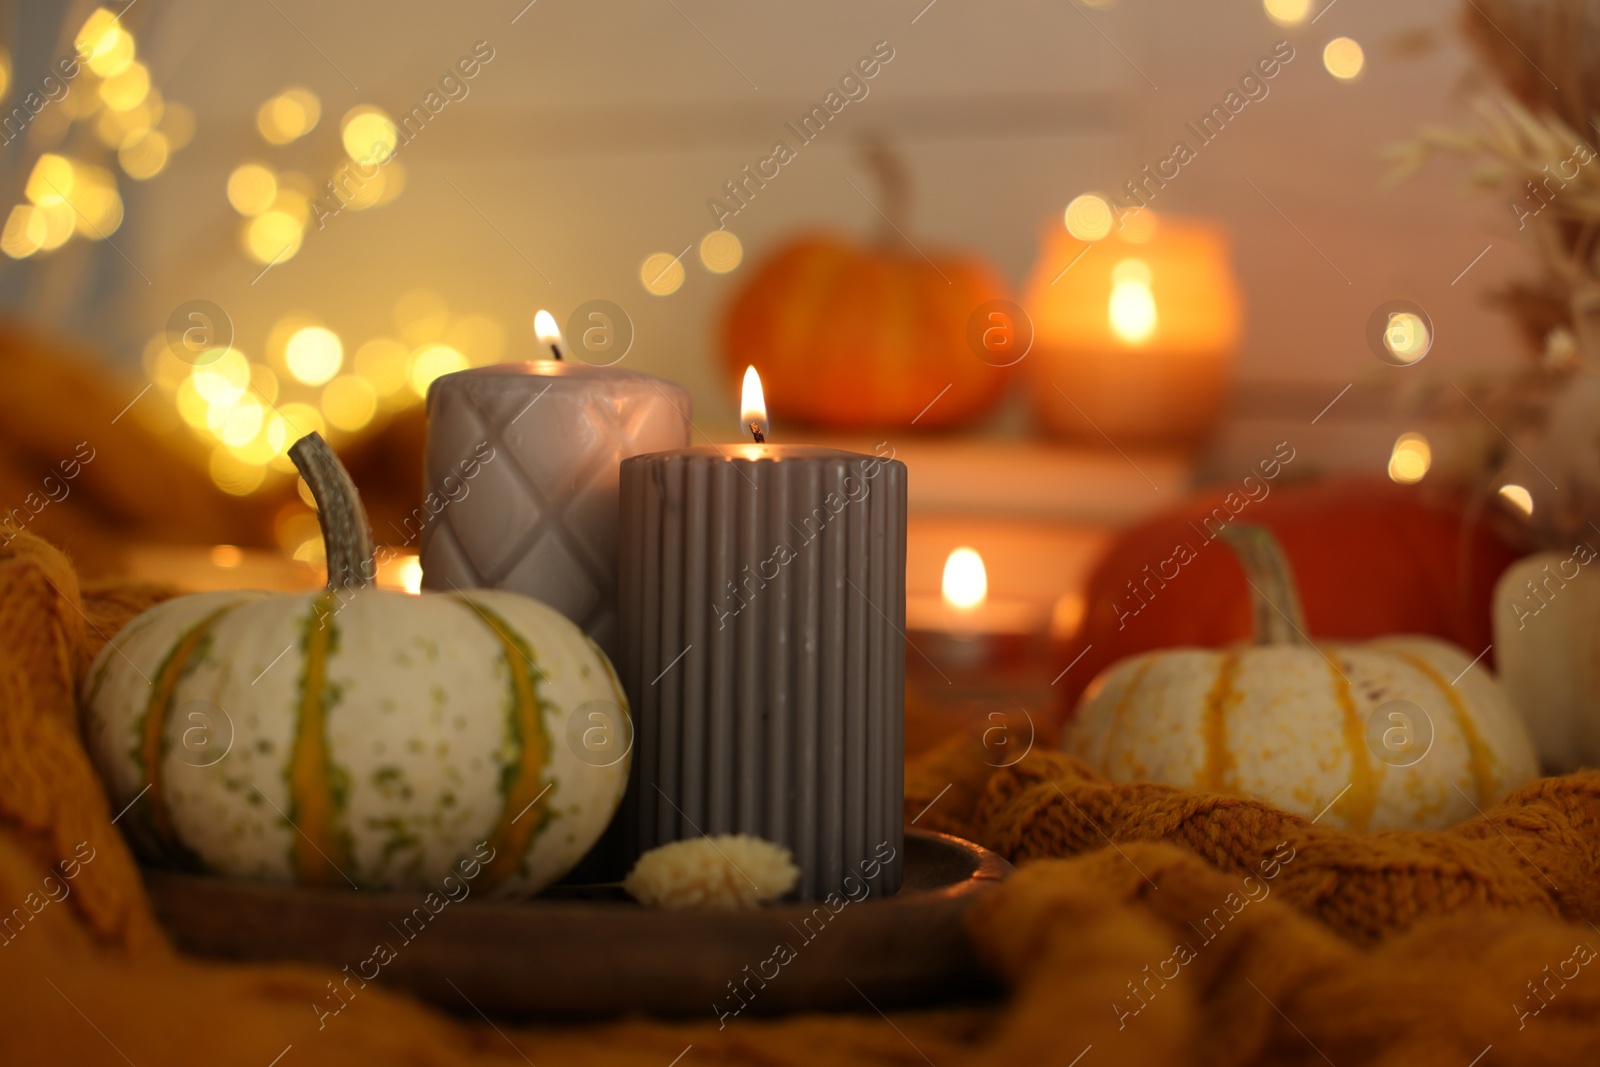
[1064,524,1539,831]
[1492,546,1600,773]
[83,434,631,895]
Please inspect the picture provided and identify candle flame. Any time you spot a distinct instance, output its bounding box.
[533,309,560,344]
[942,547,987,611]
[1108,258,1157,345]
[741,365,768,441]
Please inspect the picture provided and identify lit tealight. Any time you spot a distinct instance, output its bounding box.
[1324,37,1365,81]
[1065,194,1114,242]
[1499,483,1534,517]
[1108,258,1158,344]
[1387,432,1431,485]
[942,547,988,612]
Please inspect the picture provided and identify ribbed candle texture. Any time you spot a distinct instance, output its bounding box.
[618,445,906,901]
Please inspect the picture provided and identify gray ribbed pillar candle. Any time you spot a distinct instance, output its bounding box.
[618,444,906,901]
[420,362,691,660]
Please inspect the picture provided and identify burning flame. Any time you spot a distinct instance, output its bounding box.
[942,547,987,611]
[741,365,768,441]
[1108,258,1157,345]
[534,309,563,359]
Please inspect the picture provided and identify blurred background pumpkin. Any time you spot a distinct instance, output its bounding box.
[720,142,1014,430]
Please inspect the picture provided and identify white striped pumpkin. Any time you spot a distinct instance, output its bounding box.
[82,434,631,895]
[1064,525,1539,831]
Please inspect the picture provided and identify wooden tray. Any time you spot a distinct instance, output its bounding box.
[142,828,1010,1020]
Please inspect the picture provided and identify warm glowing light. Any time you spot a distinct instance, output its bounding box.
[1108,258,1158,344]
[1499,483,1534,517]
[34,198,75,250]
[1382,312,1428,363]
[285,326,343,386]
[408,344,467,395]
[448,315,506,363]
[534,309,563,358]
[1120,208,1157,244]
[321,375,378,432]
[1065,194,1114,242]
[227,164,277,217]
[276,403,326,447]
[354,338,411,397]
[2,206,45,259]
[942,547,988,611]
[209,447,265,496]
[99,62,151,111]
[1387,432,1431,485]
[1324,37,1365,81]
[220,396,265,447]
[740,365,768,440]
[25,155,74,204]
[191,349,250,406]
[341,107,398,164]
[85,24,135,78]
[163,102,196,150]
[75,10,121,65]
[258,87,321,145]
[1263,0,1311,26]
[396,554,423,594]
[699,230,743,272]
[640,251,685,296]
[244,210,303,264]
[118,130,169,180]
[209,545,243,568]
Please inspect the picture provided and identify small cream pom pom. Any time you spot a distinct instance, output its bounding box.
[623,835,799,909]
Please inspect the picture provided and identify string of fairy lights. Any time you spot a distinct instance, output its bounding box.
[2,7,750,568]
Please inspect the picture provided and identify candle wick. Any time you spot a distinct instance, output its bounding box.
[749,423,766,443]
[549,343,564,362]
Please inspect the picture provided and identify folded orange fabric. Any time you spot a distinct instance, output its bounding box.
[4,531,1600,1065]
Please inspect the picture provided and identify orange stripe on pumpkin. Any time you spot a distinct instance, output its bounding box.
[1327,653,1377,831]
[1398,650,1496,807]
[453,595,553,893]
[138,601,241,862]
[1201,652,1242,791]
[287,592,352,885]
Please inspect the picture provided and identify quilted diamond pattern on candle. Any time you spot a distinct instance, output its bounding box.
[421,366,691,660]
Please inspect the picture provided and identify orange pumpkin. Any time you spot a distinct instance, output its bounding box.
[721,148,1012,429]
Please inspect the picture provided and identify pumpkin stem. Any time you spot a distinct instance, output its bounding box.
[859,135,911,248]
[1218,523,1310,647]
[289,432,376,592]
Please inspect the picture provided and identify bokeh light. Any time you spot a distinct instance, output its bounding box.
[354,338,412,398]
[1263,0,1310,26]
[244,210,303,264]
[1382,312,1429,363]
[227,164,277,216]
[99,62,151,111]
[1387,432,1431,484]
[118,130,169,180]
[1324,37,1365,81]
[285,326,343,386]
[341,107,398,165]
[640,251,686,296]
[321,375,378,431]
[394,289,450,345]
[1499,483,1534,517]
[699,230,743,273]
[408,344,467,396]
[258,87,321,144]
[1065,194,1114,242]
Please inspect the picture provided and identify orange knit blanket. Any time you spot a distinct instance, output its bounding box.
[4,531,1598,1065]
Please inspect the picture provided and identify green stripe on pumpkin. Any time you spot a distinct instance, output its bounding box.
[452,595,554,892]
[286,591,354,885]
[135,600,242,867]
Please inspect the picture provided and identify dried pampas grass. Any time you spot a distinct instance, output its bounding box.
[624,835,799,910]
